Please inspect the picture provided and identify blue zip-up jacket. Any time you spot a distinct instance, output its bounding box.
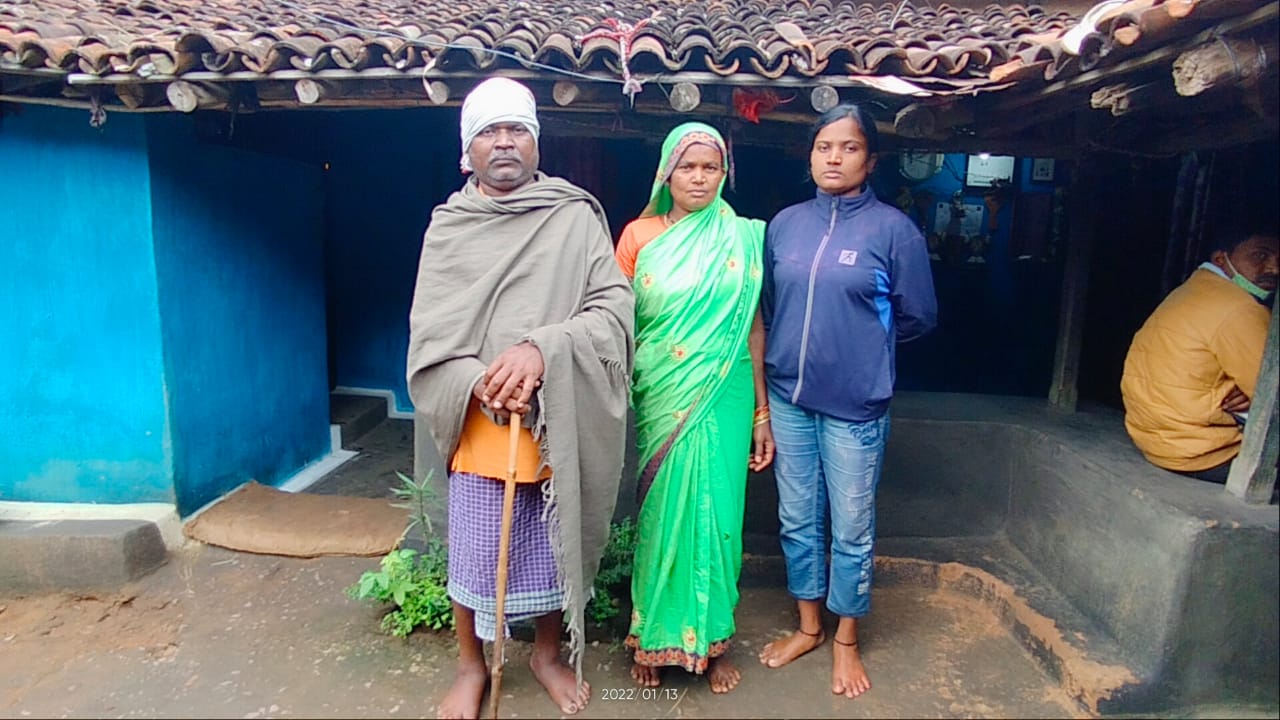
[761,187,937,422]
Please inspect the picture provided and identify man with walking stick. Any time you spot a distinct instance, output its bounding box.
[407,77,634,719]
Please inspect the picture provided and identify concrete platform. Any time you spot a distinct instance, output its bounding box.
[5,392,1275,717]
[305,399,1280,716]
[0,518,168,593]
[871,393,1279,715]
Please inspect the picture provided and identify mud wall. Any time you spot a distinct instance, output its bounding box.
[0,106,174,505]
[147,116,331,515]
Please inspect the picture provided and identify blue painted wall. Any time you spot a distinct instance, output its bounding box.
[317,111,457,412]
[147,116,330,515]
[0,106,173,504]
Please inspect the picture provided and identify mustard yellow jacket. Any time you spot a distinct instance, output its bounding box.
[1121,268,1270,472]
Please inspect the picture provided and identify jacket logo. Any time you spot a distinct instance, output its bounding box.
[838,249,858,266]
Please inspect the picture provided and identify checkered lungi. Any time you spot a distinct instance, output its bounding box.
[447,471,563,641]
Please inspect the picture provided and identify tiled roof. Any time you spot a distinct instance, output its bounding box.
[0,0,1081,82]
[2,0,1271,125]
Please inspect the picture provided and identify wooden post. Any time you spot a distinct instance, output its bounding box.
[810,85,839,113]
[1048,161,1098,411]
[1089,82,1175,116]
[1225,291,1279,504]
[552,81,580,106]
[294,78,335,105]
[1172,37,1276,96]
[894,102,975,139]
[165,80,229,113]
[669,83,701,112]
[425,80,449,105]
[115,83,148,110]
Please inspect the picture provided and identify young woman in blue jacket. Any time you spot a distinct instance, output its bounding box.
[756,104,937,699]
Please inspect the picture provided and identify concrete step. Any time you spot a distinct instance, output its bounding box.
[0,518,168,595]
[876,535,1138,715]
[329,393,387,449]
[738,533,1138,716]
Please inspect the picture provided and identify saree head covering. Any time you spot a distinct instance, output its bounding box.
[624,122,765,672]
[459,77,541,173]
[641,124,729,218]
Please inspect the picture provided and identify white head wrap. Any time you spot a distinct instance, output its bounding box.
[459,77,540,173]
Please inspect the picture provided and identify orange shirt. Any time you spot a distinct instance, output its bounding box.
[450,400,550,482]
[615,215,668,279]
[1121,269,1270,471]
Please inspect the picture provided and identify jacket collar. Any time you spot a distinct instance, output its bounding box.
[815,186,876,218]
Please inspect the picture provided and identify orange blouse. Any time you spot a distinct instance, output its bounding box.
[615,215,669,279]
[450,400,550,483]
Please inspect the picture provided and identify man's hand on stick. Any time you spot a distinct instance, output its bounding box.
[480,342,544,417]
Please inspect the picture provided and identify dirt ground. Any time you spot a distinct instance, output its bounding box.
[0,539,1084,719]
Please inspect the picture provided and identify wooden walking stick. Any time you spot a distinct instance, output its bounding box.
[489,411,522,720]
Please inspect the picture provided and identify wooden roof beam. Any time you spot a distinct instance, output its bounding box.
[1172,35,1278,96]
[984,2,1278,116]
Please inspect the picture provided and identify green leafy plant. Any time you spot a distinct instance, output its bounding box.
[587,516,638,626]
[390,468,435,537]
[347,470,639,639]
[347,471,455,636]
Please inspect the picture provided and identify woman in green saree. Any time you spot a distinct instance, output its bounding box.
[614,122,774,693]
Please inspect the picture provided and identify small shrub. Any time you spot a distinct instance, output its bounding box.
[347,471,455,636]
[587,516,638,626]
[348,540,453,636]
[348,471,639,638]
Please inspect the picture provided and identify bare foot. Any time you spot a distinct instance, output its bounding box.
[530,650,591,715]
[707,656,741,694]
[831,639,871,698]
[758,628,825,668]
[631,661,662,687]
[437,660,488,719]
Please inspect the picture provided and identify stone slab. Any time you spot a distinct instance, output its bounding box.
[0,518,167,595]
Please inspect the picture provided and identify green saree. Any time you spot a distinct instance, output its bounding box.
[625,123,764,672]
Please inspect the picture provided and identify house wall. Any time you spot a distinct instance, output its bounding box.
[1078,140,1279,409]
[880,154,1066,397]
[0,106,173,504]
[223,110,1072,412]
[146,116,330,515]
[317,111,456,413]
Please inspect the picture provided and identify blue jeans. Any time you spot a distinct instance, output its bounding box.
[769,389,889,618]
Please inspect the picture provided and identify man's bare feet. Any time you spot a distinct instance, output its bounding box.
[530,650,591,715]
[631,661,662,687]
[706,656,741,694]
[831,638,871,698]
[437,660,488,719]
[758,627,825,668]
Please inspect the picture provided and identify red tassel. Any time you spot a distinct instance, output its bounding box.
[732,88,791,124]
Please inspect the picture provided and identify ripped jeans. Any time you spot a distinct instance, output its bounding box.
[769,389,889,618]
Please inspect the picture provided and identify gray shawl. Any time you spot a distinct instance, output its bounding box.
[406,172,634,677]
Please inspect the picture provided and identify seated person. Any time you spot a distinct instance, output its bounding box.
[1120,224,1277,483]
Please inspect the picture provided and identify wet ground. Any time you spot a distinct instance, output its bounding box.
[1,416,1086,718]
[0,543,1082,718]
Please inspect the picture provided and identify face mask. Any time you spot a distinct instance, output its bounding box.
[1225,256,1274,303]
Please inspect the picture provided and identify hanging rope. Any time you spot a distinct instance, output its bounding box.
[88,89,107,128]
[578,15,657,106]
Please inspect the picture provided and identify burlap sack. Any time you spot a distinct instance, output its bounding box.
[183,482,406,557]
